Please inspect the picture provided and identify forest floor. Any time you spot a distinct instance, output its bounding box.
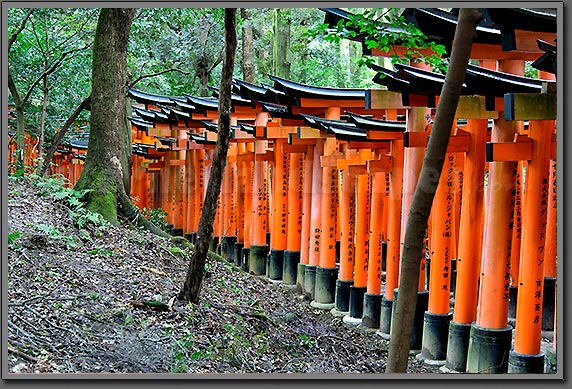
[7,174,541,377]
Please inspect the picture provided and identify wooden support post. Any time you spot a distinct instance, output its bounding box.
[304,139,324,300]
[233,142,247,267]
[544,159,557,279]
[283,152,304,285]
[242,142,255,271]
[298,143,315,294]
[508,160,524,319]
[445,119,487,372]
[268,139,290,280]
[466,115,518,373]
[184,148,196,240]
[509,120,554,372]
[379,138,404,337]
[334,148,356,313]
[249,112,271,275]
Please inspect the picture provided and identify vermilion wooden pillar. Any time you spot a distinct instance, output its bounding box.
[379,138,404,338]
[241,141,255,271]
[509,119,554,373]
[313,106,341,307]
[249,112,270,275]
[232,142,247,267]
[421,152,455,361]
[333,147,356,314]
[283,151,304,285]
[445,119,487,373]
[297,143,315,294]
[466,115,518,373]
[303,139,324,300]
[508,160,524,319]
[183,148,196,241]
[268,139,290,280]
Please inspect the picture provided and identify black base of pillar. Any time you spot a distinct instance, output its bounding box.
[421,312,453,362]
[362,293,383,329]
[233,242,244,267]
[249,245,269,276]
[466,324,512,373]
[349,286,367,319]
[335,240,340,265]
[379,297,393,335]
[335,279,353,312]
[209,236,219,253]
[303,265,317,300]
[543,277,556,331]
[266,231,271,246]
[282,251,300,285]
[508,350,545,374]
[296,263,306,294]
[171,228,183,237]
[268,249,285,280]
[167,224,174,235]
[315,267,338,304]
[241,247,250,272]
[392,289,429,350]
[444,321,472,373]
[450,258,457,298]
[508,285,518,319]
[184,233,193,242]
[220,236,237,262]
[189,232,197,245]
[544,347,557,374]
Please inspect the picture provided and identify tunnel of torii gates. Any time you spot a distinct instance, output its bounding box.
[34,8,559,375]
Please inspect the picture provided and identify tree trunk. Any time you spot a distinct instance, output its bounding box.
[197,15,212,97]
[386,8,482,373]
[241,8,255,83]
[273,9,290,79]
[180,8,237,303]
[40,95,91,177]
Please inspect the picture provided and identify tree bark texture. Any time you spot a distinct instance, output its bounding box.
[180,8,238,303]
[273,9,290,79]
[241,8,255,83]
[386,8,482,373]
[73,8,135,224]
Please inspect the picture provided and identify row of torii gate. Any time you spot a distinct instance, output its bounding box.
[46,8,558,375]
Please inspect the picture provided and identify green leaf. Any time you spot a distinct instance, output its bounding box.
[8,231,21,245]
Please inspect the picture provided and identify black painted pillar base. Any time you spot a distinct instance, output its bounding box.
[220,236,237,262]
[392,289,429,351]
[282,251,300,285]
[349,286,367,319]
[266,231,271,246]
[184,233,193,243]
[544,347,557,374]
[233,242,244,267]
[209,236,219,253]
[241,247,250,272]
[189,232,197,245]
[362,293,382,329]
[335,240,341,265]
[381,241,387,273]
[508,285,518,320]
[421,312,453,363]
[508,350,545,374]
[466,324,512,373]
[335,279,353,312]
[313,267,338,305]
[171,228,184,237]
[542,277,556,331]
[249,245,269,276]
[296,263,306,294]
[444,321,472,373]
[303,265,317,300]
[268,249,285,280]
[378,297,393,337]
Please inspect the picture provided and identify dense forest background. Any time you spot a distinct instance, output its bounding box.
[7,8,386,158]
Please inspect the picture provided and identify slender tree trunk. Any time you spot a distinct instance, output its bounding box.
[180,8,237,303]
[241,8,255,83]
[37,12,50,172]
[40,95,91,177]
[273,9,290,79]
[386,8,482,373]
[198,15,212,96]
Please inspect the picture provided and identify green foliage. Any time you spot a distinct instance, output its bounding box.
[140,207,170,232]
[307,8,448,74]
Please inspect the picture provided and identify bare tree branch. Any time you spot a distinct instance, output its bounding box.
[129,67,191,88]
[9,9,34,51]
[40,95,91,177]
